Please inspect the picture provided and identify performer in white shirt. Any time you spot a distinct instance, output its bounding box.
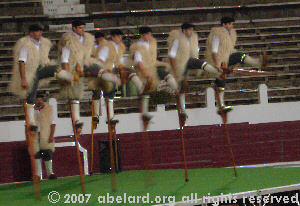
[58,20,120,130]
[168,22,226,117]
[33,93,57,180]
[93,29,144,124]
[9,24,75,131]
[205,16,267,114]
[129,26,178,121]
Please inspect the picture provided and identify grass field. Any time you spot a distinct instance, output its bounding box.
[1,167,300,206]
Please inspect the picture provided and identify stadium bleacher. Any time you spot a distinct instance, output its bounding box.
[0,0,299,121]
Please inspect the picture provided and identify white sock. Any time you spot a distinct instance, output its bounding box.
[99,70,121,85]
[93,99,100,117]
[203,63,221,77]
[26,104,36,126]
[35,159,42,179]
[71,100,81,122]
[129,74,143,94]
[45,160,53,176]
[218,87,226,107]
[142,95,150,115]
[179,93,186,113]
[107,99,115,119]
[56,70,74,81]
[243,55,260,67]
[165,74,179,92]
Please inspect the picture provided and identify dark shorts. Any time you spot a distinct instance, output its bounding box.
[228,52,246,67]
[26,65,59,104]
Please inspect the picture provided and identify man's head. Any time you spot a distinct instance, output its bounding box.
[139,26,152,42]
[221,16,235,32]
[72,20,86,36]
[181,22,195,38]
[29,24,42,41]
[95,32,105,45]
[35,93,44,108]
[110,29,123,44]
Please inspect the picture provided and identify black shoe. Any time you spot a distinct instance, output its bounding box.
[142,114,153,122]
[218,106,233,115]
[179,112,187,124]
[179,112,188,119]
[106,118,119,124]
[92,116,99,129]
[29,125,38,131]
[48,174,57,180]
[32,175,40,182]
[92,116,99,124]
[75,121,84,128]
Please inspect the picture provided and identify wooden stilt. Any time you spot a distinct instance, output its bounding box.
[69,100,86,194]
[175,95,189,182]
[214,85,238,178]
[23,100,41,199]
[139,95,155,186]
[105,97,117,191]
[112,125,119,172]
[90,100,95,175]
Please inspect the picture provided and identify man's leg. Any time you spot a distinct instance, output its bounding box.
[34,151,43,179]
[229,52,268,69]
[176,79,189,117]
[215,78,232,114]
[157,67,178,92]
[83,64,121,85]
[103,83,119,124]
[92,90,101,128]
[70,100,84,129]
[186,58,227,78]
[184,58,232,114]
[25,68,41,131]
[37,65,74,81]
[124,68,144,95]
[40,149,57,179]
[141,94,152,121]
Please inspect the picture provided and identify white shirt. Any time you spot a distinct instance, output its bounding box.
[211,27,231,53]
[168,32,192,58]
[168,38,179,59]
[134,39,150,65]
[18,37,41,63]
[61,32,84,63]
[97,40,121,68]
[35,105,55,132]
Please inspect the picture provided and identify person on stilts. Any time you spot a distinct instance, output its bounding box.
[168,22,229,121]
[128,26,179,125]
[9,24,76,132]
[205,16,268,115]
[58,20,120,133]
[91,29,145,126]
[8,23,76,197]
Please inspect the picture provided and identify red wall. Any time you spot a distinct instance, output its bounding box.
[1,121,300,184]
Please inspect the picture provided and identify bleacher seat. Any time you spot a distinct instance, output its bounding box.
[0,1,299,121]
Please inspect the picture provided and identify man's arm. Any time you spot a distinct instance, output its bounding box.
[48,124,56,143]
[134,50,149,78]
[19,61,29,88]
[97,46,109,64]
[169,57,178,78]
[211,34,221,68]
[137,61,149,78]
[212,53,221,69]
[18,46,29,88]
[168,39,179,78]
[61,46,71,71]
